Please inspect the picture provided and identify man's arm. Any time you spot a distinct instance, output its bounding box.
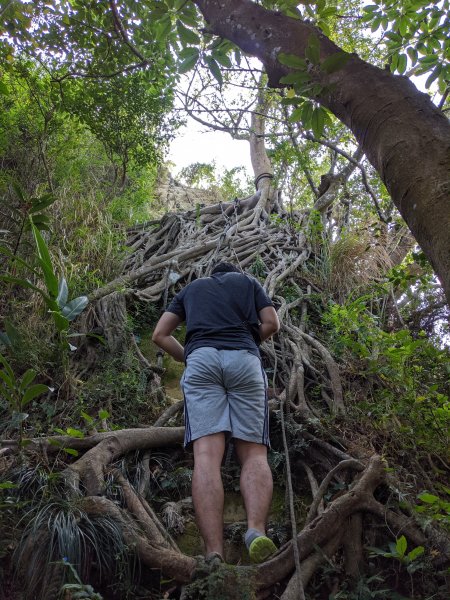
[152,312,185,362]
[258,306,280,342]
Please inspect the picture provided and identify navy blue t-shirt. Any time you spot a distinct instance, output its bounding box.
[166,272,273,359]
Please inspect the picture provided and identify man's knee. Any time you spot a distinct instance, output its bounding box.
[193,432,226,465]
[234,439,268,466]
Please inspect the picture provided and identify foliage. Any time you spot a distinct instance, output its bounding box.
[328,574,404,599]
[13,500,128,600]
[178,161,254,199]
[369,535,425,572]
[1,215,89,337]
[76,354,162,427]
[305,228,393,301]
[61,71,177,179]
[323,292,449,456]
[414,490,450,529]
[0,353,48,445]
[361,0,450,91]
[182,564,256,600]
[60,560,103,600]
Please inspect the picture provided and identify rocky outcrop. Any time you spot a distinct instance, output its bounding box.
[154,167,224,213]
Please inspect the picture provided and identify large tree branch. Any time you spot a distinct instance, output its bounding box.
[193,0,450,304]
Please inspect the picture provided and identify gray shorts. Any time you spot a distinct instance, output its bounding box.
[181,347,270,448]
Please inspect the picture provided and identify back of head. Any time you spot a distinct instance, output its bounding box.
[211,262,241,275]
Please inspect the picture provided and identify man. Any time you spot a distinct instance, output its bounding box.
[152,262,280,564]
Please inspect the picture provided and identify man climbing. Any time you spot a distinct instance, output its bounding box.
[152,262,280,564]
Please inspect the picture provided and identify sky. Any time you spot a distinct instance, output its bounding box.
[167,124,253,175]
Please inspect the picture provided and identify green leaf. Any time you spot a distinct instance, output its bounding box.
[21,383,49,406]
[289,107,303,122]
[418,492,439,503]
[419,54,439,66]
[0,81,9,95]
[81,411,94,425]
[407,47,418,65]
[0,481,17,489]
[12,182,25,203]
[23,220,50,233]
[28,214,51,227]
[56,277,69,309]
[0,353,14,380]
[388,541,398,555]
[368,546,393,557]
[66,428,84,439]
[29,193,56,213]
[390,52,399,73]
[61,296,89,321]
[320,51,350,74]
[320,7,337,18]
[31,223,58,299]
[98,409,110,420]
[407,546,424,562]
[212,51,232,68]
[399,16,409,37]
[0,369,14,390]
[396,535,407,557]
[178,12,198,28]
[280,72,311,85]
[178,1,199,27]
[311,106,325,137]
[317,19,330,36]
[51,311,70,333]
[20,368,37,392]
[154,14,172,41]
[205,56,223,86]
[278,53,307,69]
[301,101,314,128]
[397,53,407,74]
[178,49,199,74]
[179,46,200,60]
[425,65,441,88]
[176,20,200,46]
[305,34,320,64]
[63,447,79,457]
[371,17,382,32]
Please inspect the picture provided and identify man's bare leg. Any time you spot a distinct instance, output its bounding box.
[192,432,226,557]
[234,439,273,533]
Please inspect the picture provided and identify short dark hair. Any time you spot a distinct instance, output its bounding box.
[211,262,241,274]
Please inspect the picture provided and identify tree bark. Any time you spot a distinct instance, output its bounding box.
[193,0,450,304]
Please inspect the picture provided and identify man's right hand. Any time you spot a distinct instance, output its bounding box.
[152,312,185,362]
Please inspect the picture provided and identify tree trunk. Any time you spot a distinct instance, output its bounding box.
[193,0,450,304]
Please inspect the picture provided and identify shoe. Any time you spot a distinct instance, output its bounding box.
[248,536,277,563]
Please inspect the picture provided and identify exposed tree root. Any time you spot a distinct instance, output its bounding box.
[3,195,448,599]
[3,415,449,598]
[81,495,197,583]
